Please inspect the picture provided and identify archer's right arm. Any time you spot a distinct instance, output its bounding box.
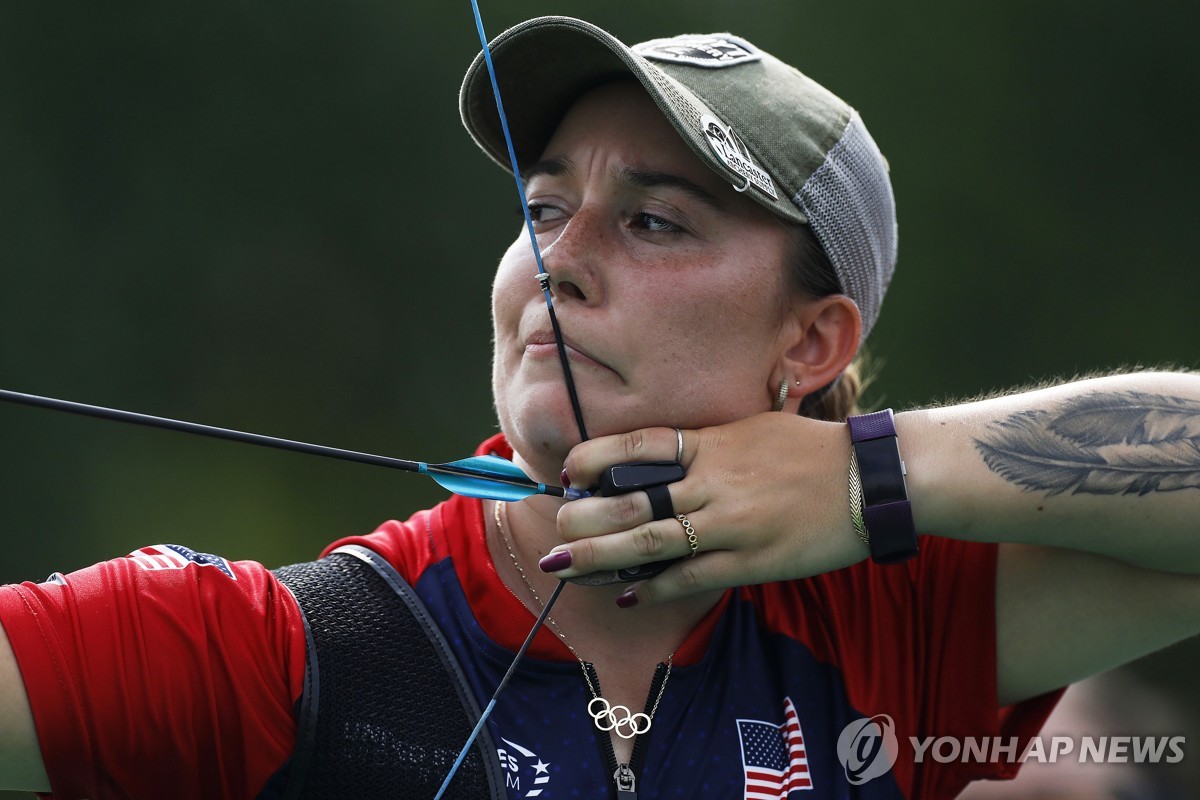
[0,548,308,798]
[0,622,49,792]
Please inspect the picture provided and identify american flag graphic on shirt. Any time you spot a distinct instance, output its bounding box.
[128,544,237,580]
[737,696,812,798]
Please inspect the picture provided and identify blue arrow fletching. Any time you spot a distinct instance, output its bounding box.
[444,455,534,481]
[421,455,556,502]
[428,471,540,501]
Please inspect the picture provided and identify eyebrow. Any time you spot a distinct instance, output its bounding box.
[522,157,574,183]
[618,167,726,212]
[522,157,726,212]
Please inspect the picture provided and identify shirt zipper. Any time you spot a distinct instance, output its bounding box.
[584,661,668,800]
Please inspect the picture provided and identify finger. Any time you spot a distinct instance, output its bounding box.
[556,491,653,540]
[540,515,699,578]
[557,481,697,540]
[614,550,746,608]
[563,426,695,488]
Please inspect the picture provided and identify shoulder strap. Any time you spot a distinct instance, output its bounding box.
[273,545,505,799]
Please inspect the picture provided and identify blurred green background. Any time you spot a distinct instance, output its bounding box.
[1,0,1197,796]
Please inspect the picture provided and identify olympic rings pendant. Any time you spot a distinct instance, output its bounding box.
[588,697,652,739]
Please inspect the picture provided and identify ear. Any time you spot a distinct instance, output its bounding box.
[772,295,862,411]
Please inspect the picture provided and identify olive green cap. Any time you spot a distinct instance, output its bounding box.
[460,16,898,341]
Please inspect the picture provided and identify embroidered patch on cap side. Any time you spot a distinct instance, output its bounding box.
[700,114,779,199]
[633,34,761,68]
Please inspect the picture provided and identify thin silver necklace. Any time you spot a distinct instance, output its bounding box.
[493,500,673,739]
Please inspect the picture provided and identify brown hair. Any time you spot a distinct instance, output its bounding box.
[783,224,868,423]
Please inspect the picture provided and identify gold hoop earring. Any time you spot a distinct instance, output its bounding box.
[772,378,789,412]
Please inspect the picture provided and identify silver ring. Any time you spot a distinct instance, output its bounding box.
[673,428,684,463]
[676,514,699,558]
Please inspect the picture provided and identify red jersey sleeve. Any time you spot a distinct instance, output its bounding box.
[750,536,1062,798]
[896,537,1062,793]
[320,510,438,587]
[0,544,308,800]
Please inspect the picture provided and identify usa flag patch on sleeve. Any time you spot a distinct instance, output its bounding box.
[128,544,237,580]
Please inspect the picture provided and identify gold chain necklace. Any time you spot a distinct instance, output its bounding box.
[493,500,673,739]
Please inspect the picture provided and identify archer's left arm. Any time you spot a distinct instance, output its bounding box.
[902,370,1200,705]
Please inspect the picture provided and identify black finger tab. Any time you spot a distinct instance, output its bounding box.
[644,483,675,521]
[586,460,689,584]
[597,461,685,496]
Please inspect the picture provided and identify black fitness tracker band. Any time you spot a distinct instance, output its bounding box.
[847,408,919,564]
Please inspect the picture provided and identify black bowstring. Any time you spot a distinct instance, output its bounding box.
[435,4,592,797]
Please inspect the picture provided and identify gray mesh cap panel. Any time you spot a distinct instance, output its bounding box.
[795,113,897,342]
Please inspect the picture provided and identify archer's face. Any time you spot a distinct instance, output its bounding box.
[492,81,797,472]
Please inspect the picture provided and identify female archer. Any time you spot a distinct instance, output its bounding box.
[2,14,1198,800]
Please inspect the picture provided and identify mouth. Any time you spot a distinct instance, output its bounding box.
[523,329,613,373]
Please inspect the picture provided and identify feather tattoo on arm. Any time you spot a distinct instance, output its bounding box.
[974,391,1200,496]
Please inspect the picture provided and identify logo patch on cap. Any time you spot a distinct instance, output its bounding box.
[633,34,761,68]
[699,114,778,199]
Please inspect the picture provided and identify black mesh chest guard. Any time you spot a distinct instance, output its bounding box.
[272,545,505,800]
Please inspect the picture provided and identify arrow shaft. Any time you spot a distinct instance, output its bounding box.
[0,388,424,474]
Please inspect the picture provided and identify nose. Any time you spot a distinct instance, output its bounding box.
[538,206,607,305]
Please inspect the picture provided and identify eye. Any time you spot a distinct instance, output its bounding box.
[631,211,684,234]
[525,202,567,225]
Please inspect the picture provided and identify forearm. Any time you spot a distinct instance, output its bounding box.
[900,370,1200,573]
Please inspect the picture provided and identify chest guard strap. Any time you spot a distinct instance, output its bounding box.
[272,544,505,799]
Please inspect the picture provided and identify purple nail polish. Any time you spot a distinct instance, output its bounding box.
[539,550,572,572]
[559,469,571,488]
[616,590,639,609]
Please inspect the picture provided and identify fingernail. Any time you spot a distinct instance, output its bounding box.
[539,550,572,572]
[559,469,571,488]
[616,590,638,609]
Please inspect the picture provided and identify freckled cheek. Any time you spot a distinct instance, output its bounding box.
[619,302,717,378]
[634,286,780,377]
[640,278,759,333]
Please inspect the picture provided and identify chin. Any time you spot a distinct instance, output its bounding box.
[496,399,581,474]
[506,430,577,483]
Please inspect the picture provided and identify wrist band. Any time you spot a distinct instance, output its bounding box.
[847,409,918,564]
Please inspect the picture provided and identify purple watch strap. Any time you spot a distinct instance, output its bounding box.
[862,502,917,564]
[848,408,897,442]
[847,409,918,564]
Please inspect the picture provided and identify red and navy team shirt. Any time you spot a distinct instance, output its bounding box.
[0,433,1060,799]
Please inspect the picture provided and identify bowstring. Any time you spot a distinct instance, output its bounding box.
[435,4,589,797]
[468,1,589,444]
